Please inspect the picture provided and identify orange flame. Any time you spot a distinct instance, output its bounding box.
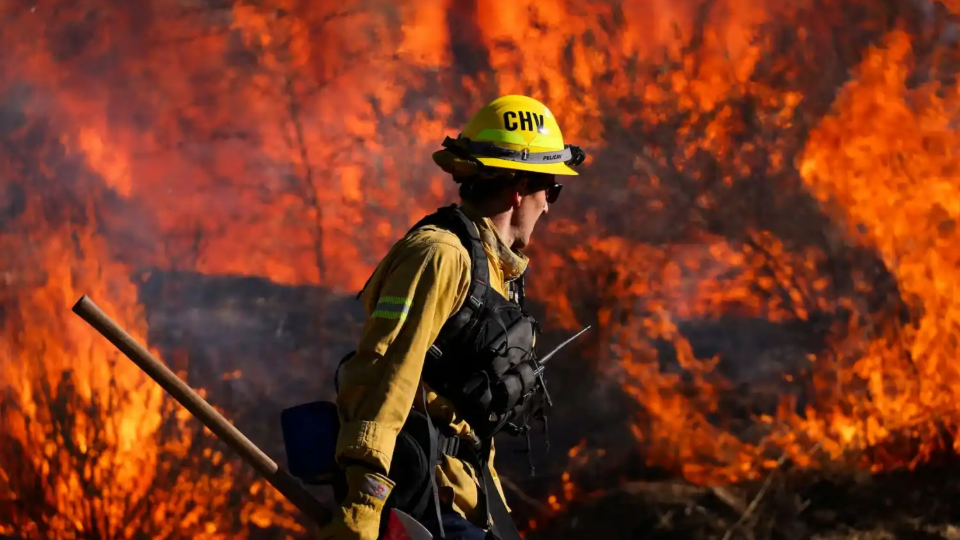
[3,0,960,534]
[0,124,299,537]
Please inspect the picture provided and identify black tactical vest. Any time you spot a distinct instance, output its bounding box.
[407,205,546,441]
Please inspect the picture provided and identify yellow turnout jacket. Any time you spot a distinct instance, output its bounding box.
[335,205,526,526]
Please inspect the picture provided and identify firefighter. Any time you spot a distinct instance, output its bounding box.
[322,95,586,540]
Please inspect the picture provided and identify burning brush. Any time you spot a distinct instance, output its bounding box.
[70,295,434,539]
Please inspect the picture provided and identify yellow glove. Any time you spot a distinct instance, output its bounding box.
[316,466,396,540]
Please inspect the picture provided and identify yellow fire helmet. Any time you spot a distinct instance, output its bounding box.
[432,95,586,178]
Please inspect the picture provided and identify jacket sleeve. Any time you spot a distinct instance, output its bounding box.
[335,239,470,474]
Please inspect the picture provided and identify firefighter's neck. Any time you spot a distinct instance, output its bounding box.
[486,211,518,248]
[460,200,520,249]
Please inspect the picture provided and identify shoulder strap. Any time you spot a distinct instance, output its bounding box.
[356,204,487,298]
[428,204,489,303]
[413,205,489,361]
[353,205,490,364]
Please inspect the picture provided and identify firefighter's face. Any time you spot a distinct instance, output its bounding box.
[511,174,555,249]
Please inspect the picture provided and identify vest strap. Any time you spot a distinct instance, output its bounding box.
[407,205,489,359]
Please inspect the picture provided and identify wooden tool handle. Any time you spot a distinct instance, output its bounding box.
[72,295,332,525]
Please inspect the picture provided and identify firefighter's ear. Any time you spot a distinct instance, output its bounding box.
[510,177,528,208]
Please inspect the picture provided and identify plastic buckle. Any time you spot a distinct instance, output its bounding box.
[438,435,460,458]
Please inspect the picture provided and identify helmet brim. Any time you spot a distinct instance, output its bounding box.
[475,156,579,176]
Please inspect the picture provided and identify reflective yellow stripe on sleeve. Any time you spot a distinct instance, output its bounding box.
[371,296,412,322]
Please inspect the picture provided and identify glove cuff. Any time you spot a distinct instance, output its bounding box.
[346,465,395,504]
[338,466,396,537]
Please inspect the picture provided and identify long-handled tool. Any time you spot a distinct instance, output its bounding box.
[71,295,432,539]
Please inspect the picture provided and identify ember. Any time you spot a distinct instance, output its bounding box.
[2,0,959,538]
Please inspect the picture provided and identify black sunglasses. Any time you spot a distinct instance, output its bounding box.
[519,173,563,203]
[545,183,563,204]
